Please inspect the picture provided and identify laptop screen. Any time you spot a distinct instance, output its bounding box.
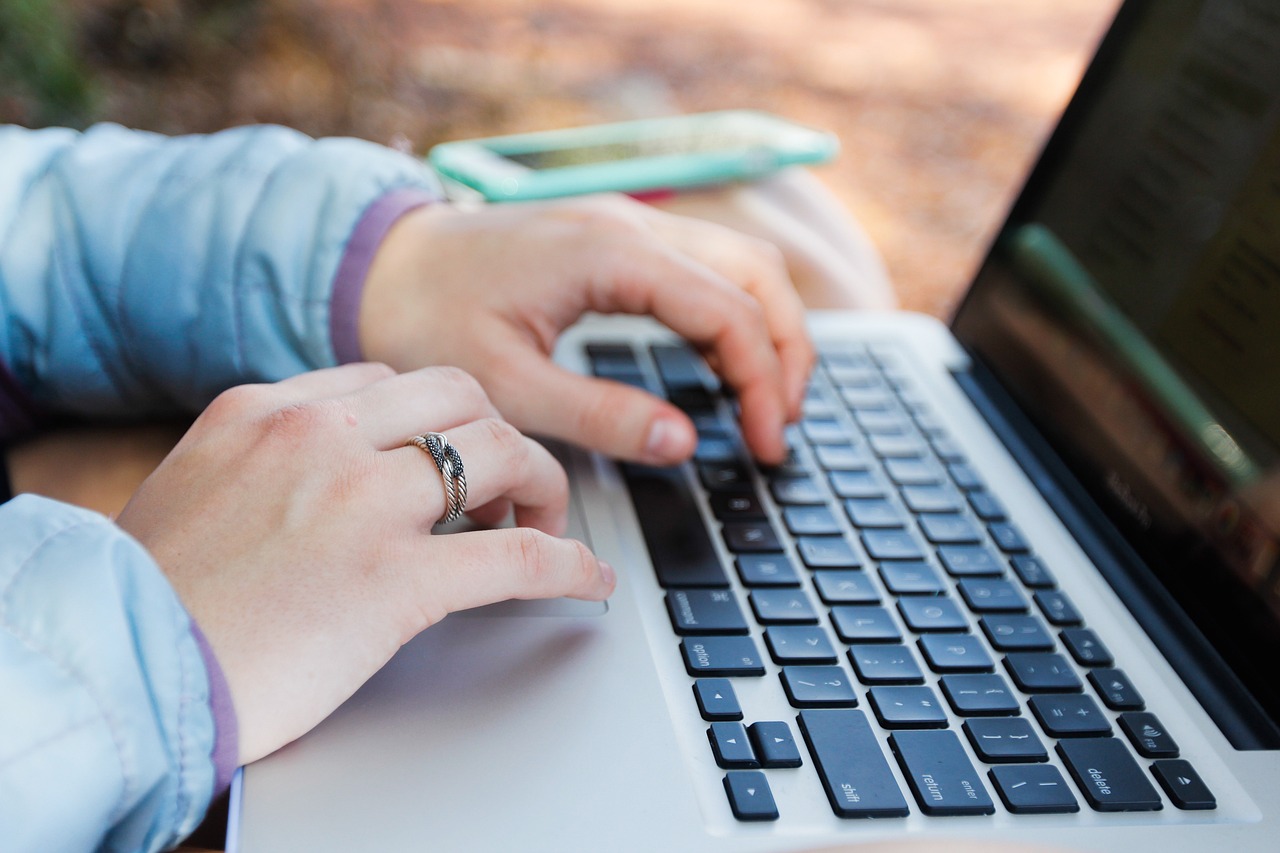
[953,0,1280,739]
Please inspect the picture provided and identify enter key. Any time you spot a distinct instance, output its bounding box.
[890,730,995,815]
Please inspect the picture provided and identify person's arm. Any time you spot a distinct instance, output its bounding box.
[0,122,440,441]
[0,494,233,853]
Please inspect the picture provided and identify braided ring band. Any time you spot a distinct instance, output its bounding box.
[406,432,468,524]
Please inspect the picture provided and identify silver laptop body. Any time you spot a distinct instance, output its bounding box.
[232,1,1280,849]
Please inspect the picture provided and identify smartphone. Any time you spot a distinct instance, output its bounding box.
[427,110,839,202]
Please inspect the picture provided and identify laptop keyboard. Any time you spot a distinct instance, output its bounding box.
[586,338,1218,822]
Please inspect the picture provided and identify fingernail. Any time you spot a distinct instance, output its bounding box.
[599,560,617,589]
[644,417,687,462]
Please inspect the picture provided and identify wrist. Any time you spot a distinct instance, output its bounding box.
[330,189,440,365]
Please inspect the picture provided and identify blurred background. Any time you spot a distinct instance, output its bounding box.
[1,0,1120,316]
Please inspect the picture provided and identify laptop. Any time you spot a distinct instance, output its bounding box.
[231,0,1280,849]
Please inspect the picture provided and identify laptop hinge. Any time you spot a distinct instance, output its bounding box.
[954,357,1280,750]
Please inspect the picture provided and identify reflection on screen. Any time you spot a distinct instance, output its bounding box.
[954,0,1280,734]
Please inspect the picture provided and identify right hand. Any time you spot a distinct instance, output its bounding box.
[116,362,615,764]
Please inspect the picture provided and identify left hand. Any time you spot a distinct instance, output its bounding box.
[358,194,815,466]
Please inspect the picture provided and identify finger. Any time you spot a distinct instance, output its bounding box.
[391,417,570,534]
[585,238,789,463]
[648,212,815,420]
[418,527,616,616]
[340,366,502,449]
[484,340,697,465]
[262,362,401,404]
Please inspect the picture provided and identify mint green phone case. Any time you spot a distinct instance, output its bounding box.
[427,110,839,202]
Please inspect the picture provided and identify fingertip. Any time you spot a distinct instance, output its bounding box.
[641,412,697,465]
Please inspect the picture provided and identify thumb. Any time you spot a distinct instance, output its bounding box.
[489,356,698,465]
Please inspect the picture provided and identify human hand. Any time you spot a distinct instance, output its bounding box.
[358,194,815,466]
[115,363,615,763]
[649,168,898,311]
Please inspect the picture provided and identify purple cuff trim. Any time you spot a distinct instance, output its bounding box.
[0,358,39,441]
[190,619,239,796]
[329,187,440,365]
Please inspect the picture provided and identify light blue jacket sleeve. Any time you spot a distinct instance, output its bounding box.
[0,122,440,436]
[0,494,224,853]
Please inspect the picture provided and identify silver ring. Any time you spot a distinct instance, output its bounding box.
[406,432,468,524]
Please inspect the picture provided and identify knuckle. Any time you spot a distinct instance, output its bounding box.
[258,398,348,445]
[202,383,276,424]
[434,365,489,405]
[509,529,594,594]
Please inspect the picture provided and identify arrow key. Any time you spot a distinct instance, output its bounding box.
[723,770,779,821]
[749,721,803,768]
[708,721,759,768]
[693,678,742,721]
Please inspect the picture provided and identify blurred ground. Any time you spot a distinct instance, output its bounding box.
[5,0,1121,316]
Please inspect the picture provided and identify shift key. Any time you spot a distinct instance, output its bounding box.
[798,710,910,818]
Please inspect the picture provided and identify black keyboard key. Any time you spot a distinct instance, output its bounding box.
[748,721,803,768]
[957,578,1028,613]
[765,625,838,664]
[797,710,910,818]
[967,490,1007,521]
[750,589,819,624]
[988,522,1030,553]
[783,506,842,536]
[1061,628,1113,666]
[709,491,766,520]
[650,343,711,391]
[694,432,739,463]
[1057,738,1163,812]
[869,433,926,458]
[830,605,902,643]
[814,443,870,471]
[940,674,1021,716]
[964,718,1048,763]
[694,678,743,721]
[722,771,779,821]
[666,589,749,635]
[980,614,1054,651]
[813,571,880,604]
[843,498,906,528]
[1004,653,1082,693]
[780,666,859,708]
[1119,712,1179,758]
[708,721,758,768]
[898,597,969,632]
[681,636,766,677]
[884,457,942,485]
[828,470,886,499]
[918,634,994,673]
[948,461,986,491]
[1029,695,1112,737]
[879,561,946,595]
[722,521,783,553]
[770,477,827,505]
[698,461,751,492]
[861,528,926,561]
[989,765,1079,814]
[937,545,1004,577]
[797,536,862,569]
[900,484,964,513]
[918,514,982,544]
[890,730,995,815]
[1011,555,1056,588]
[1034,589,1082,626]
[1088,668,1145,710]
[847,644,924,684]
[868,686,948,729]
[624,464,728,588]
[803,418,851,445]
[735,553,800,587]
[1151,759,1216,810]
